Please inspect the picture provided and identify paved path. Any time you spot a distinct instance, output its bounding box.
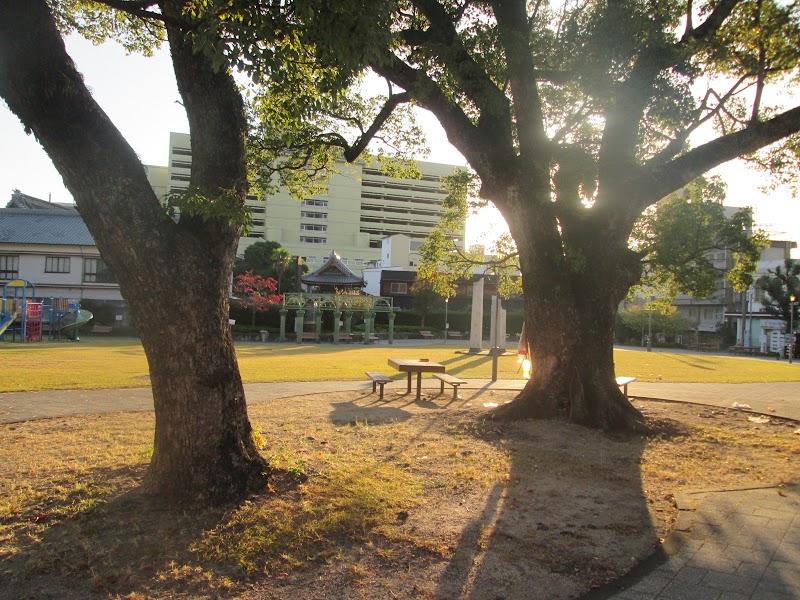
[2,379,800,423]
[2,379,799,599]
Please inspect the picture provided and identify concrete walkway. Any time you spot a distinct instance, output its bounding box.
[1,379,798,600]
[2,379,800,423]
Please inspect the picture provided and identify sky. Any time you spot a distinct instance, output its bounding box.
[1,34,798,252]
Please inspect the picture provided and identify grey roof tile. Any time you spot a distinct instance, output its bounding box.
[0,209,95,246]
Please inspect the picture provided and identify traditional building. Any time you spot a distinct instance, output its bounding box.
[301,251,365,293]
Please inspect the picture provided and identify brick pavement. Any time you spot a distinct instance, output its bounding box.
[592,485,800,600]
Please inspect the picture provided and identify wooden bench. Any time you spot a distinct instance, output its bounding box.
[368,333,380,343]
[91,325,112,334]
[615,376,637,399]
[300,332,320,343]
[420,330,435,340]
[729,346,763,356]
[338,332,353,343]
[433,373,467,400]
[365,372,393,399]
[447,331,463,339]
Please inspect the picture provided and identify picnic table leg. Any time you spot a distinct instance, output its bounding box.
[416,372,422,400]
[406,372,412,394]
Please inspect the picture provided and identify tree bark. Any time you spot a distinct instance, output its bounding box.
[0,0,269,505]
[492,197,648,432]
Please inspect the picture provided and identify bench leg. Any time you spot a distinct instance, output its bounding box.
[452,384,460,401]
[372,380,377,394]
[440,380,445,395]
[378,382,386,400]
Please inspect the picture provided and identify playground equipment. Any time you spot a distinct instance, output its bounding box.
[1,279,92,342]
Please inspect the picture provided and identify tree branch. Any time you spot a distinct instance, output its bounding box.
[492,0,550,163]
[343,92,412,162]
[637,105,800,208]
[681,0,741,43]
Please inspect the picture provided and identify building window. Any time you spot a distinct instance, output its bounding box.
[300,236,327,244]
[300,224,327,232]
[354,259,364,266]
[390,282,408,294]
[173,147,192,156]
[45,256,70,274]
[0,255,19,279]
[171,174,191,182]
[301,211,327,219]
[170,160,192,169]
[83,257,115,283]
[302,198,328,207]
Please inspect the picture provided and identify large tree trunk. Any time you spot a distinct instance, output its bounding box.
[0,0,268,504]
[492,196,648,432]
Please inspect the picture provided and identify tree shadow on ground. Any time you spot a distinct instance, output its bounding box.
[329,400,413,425]
[431,411,659,599]
[658,353,716,370]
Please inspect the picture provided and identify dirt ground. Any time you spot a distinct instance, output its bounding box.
[1,389,799,599]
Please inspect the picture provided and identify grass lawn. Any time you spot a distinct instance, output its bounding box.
[0,338,798,393]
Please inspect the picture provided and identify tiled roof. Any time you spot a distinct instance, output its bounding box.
[0,209,95,246]
[7,190,77,212]
[302,251,364,286]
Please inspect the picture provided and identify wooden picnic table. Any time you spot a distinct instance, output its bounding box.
[388,358,446,401]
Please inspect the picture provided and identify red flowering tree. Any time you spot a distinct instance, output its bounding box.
[232,271,282,327]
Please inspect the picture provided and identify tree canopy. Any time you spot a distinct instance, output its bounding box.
[757,258,800,329]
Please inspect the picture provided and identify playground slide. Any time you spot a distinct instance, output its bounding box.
[60,309,93,340]
[0,311,19,337]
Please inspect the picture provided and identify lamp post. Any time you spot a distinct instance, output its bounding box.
[790,294,797,364]
[444,297,449,343]
[646,296,654,352]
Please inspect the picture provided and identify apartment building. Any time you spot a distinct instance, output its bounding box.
[0,196,124,308]
[148,132,463,276]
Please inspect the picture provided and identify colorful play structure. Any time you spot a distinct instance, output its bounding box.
[0,279,93,342]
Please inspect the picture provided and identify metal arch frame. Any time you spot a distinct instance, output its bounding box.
[279,293,396,344]
[281,293,394,313]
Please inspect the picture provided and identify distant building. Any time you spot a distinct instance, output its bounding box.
[362,235,419,309]
[725,239,797,352]
[0,193,126,315]
[669,238,796,349]
[146,132,464,276]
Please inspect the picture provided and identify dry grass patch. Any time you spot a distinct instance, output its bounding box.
[0,391,798,599]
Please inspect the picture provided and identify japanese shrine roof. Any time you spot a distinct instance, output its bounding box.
[302,251,365,287]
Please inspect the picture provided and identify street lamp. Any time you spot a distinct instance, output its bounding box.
[790,294,796,364]
[444,297,449,343]
[646,296,654,352]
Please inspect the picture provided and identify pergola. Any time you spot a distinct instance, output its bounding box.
[279,292,396,344]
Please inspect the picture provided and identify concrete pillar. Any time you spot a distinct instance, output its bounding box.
[364,310,374,345]
[279,309,288,342]
[469,278,484,353]
[490,296,508,352]
[333,310,342,345]
[344,311,353,333]
[388,311,395,345]
[295,309,305,343]
[314,311,322,336]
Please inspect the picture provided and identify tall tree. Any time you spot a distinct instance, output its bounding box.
[0,0,273,504]
[285,0,800,430]
[271,248,293,294]
[757,259,800,330]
